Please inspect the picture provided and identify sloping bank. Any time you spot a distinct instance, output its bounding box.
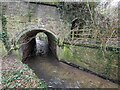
[1,52,47,89]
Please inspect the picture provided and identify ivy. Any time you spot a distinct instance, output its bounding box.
[1,5,11,52]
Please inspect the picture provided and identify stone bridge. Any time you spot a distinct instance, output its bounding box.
[1,1,119,83]
[16,24,59,61]
[1,2,68,61]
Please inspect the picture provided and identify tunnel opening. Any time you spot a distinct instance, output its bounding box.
[17,29,58,62]
[35,32,52,57]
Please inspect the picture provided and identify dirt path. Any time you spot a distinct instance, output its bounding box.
[26,55,119,88]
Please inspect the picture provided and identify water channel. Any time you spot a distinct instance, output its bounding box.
[25,54,118,88]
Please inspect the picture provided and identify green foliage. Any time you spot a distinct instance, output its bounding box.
[0,41,7,57]
[1,15,11,51]
[2,64,47,88]
[60,44,119,80]
[63,45,73,60]
[0,32,2,41]
[1,5,11,52]
[58,2,94,24]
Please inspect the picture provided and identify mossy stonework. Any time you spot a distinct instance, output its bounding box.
[1,2,67,59]
[1,2,119,83]
[58,44,119,81]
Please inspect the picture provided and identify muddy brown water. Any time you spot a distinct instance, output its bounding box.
[25,54,119,88]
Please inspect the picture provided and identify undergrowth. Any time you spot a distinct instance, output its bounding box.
[2,64,47,89]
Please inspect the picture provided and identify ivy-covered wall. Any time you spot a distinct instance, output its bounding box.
[57,44,119,82]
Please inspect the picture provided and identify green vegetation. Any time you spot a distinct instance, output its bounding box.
[0,1,119,88]
[0,41,7,57]
[2,64,47,88]
[57,1,119,82]
[1,5,11,52]
[58,2,96,24]
[63,45,73,60]
[59,44,119,80]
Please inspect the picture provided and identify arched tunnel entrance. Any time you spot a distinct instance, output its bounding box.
[15,27,119,88]
[17,29,58,61]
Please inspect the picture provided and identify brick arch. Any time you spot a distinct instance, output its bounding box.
[16,25,58,61]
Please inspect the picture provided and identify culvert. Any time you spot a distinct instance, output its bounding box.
[16,26,58,61]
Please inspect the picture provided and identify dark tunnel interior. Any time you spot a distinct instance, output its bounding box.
[18,30,57,61]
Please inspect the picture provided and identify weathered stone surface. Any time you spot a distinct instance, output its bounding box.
[1,2,69,61]
[16,28,58,61]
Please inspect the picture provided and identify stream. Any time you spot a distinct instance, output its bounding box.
[25,54,118,88]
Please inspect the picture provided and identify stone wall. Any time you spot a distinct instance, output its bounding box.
[1,2,69,60]
[1,1,119,83]
[2,2,68,42]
